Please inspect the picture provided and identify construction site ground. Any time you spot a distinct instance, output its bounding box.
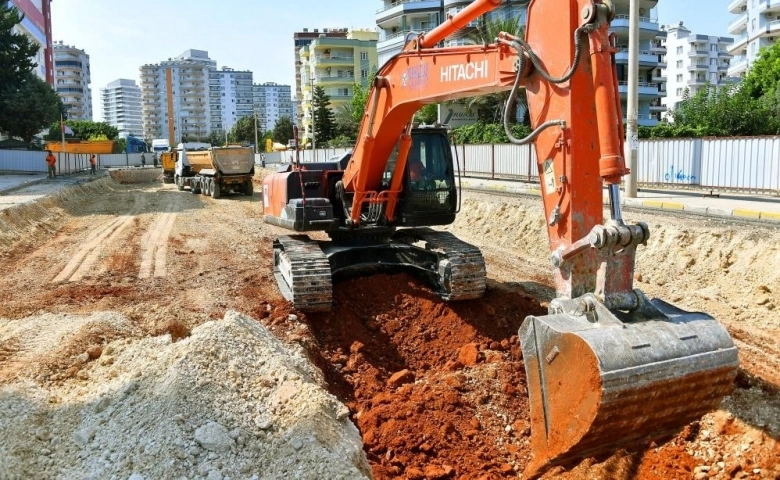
[0,168,777,479]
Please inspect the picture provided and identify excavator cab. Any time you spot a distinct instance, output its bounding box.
[396,127,457,227]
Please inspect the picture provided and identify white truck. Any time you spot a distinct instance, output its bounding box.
[151,139,171,156]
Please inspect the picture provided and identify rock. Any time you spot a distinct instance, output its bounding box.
[423,465,450,479]
[194,422,234,452]
[86,345,103,359]
[387,369,415,388]
[457,343,481,366]
[406,468,425,480]
[128,474,145,480]
[73,427,95,448]
[350,341,365,354]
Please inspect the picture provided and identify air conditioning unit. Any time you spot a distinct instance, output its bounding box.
[768,12,774,18]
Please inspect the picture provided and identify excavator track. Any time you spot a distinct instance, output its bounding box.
[272,235,332,312]
[399,228,487,301]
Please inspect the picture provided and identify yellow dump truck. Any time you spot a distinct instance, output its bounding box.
[174,145,255,198]
[160,151,177,184]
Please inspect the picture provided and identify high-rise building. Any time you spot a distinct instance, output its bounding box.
[375,0,527,65]
[7,0,54,84]
[662,23,734,116]
[101,79,143,139]
[209,67,254,135]
[140,50,215,143]
[726,0,780,77]
[298,29,379,143]
[53,41,93,121]
[253,83,294,132]
[293,28,349,127]
[374,0,666,127]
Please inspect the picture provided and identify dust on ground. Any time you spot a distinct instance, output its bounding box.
[0,171,777,479]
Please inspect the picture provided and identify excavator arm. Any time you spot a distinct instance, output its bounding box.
[271,0,739,475]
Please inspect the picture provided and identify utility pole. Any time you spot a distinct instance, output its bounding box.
[624,0,639,198]
[310,76,316,162]
[254,108,259,155]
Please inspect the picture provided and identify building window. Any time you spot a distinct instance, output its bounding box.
[676,46,683,54]
[676,74,683,82]
[361,52,368,61]
[676,88,682,96]
[676,60,683,68]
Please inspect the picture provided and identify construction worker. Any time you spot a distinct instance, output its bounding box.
[45,150,56,178]
[89,154,96,175]
[141,153,146,167]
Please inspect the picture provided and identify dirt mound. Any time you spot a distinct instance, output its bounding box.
[0,311,370,479]
[300,273,546,478]
[108,168,162,184]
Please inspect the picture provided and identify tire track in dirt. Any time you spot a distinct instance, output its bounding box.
[138,194,183,279]
[52,196,146,283]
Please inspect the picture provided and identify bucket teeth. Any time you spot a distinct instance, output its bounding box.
[519,294,738,476]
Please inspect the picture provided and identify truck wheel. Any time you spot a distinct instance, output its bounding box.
[244,179,253,196]
[191,180,200,194]
[175,175,184,191]
[206,179,213,197]
[212,182,221,199]
[202,179,210,196]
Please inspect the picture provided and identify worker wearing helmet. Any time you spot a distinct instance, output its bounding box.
[408,154,424,183]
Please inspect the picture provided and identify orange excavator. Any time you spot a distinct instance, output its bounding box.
[262,0,738,475]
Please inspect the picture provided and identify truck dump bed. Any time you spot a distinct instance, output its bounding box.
[187,147,254,175]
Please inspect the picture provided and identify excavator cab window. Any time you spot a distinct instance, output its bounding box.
[399,128,456,227]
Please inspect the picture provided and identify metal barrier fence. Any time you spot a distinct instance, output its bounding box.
[4,136,779,195]
[0,151,154,174]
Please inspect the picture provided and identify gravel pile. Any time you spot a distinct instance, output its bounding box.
[0,311,370,479]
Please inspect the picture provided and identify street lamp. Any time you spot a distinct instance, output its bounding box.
[254,108,259,155]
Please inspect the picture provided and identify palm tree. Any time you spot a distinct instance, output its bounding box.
[463,15,528,125]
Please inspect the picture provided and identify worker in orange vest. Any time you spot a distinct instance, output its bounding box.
[89,154,96,175]
[45,150,56,178]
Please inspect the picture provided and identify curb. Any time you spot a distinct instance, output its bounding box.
[462,181,780,224]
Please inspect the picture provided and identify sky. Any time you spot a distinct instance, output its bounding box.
[51,1,734,121]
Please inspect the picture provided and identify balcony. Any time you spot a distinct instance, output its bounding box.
[727,33,748,54]
[651,72,667,82]
[728,0,747,13]
[317,75,355,84]
[757,0,780,12]
[687,49,709,57]
[718,62,731,71]
[617,81,661,98]
[611,15,661,37]
[718,50,734,58]
[689,76,708,85]
[648,44,667,54]
[765,19,780,35]
[649,104,668,113]
[727,56,748,76]
[728,13,748,34]
[615,49,661,66]
[314,55,354,66]
[688,63,709,72]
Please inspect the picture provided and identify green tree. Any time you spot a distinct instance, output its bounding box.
[312,85,336,144]
[0,72,62,142]
[466,15,527,124]
[273,116,294,144]
[668,83,776,137]
[229,116,255,144]
[0,4,39,89]
[741,41,780,100]
[209,130,226,147]
[45,119,118,141]
[415,104,439,124]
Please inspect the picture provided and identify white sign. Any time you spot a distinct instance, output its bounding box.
[438,103,478,129]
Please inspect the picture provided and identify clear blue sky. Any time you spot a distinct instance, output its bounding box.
[51,1,734,121]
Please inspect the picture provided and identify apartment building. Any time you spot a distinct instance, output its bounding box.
[662,23,734,115]
[8,0,54,84]
[53,42,93,121]
[293,28,349,127]
[298,29,379,142]
[253,83,294,132]
[727,0,780,77]
[101,79,143,138]
[210,67,254,135]
[375,0,527,65]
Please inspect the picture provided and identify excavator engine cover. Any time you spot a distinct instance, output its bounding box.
[519,292,738,475]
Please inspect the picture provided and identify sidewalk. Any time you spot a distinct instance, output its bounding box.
[460,178,780,223]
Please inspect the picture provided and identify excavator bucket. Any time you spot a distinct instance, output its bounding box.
[519,293,738,476]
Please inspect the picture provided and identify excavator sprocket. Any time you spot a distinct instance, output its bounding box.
[402,228,486,301]
[272,235,332,312]
[519,293,739,477]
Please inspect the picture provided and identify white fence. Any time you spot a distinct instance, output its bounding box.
[0,151,152,174]
[4,137,780,194]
